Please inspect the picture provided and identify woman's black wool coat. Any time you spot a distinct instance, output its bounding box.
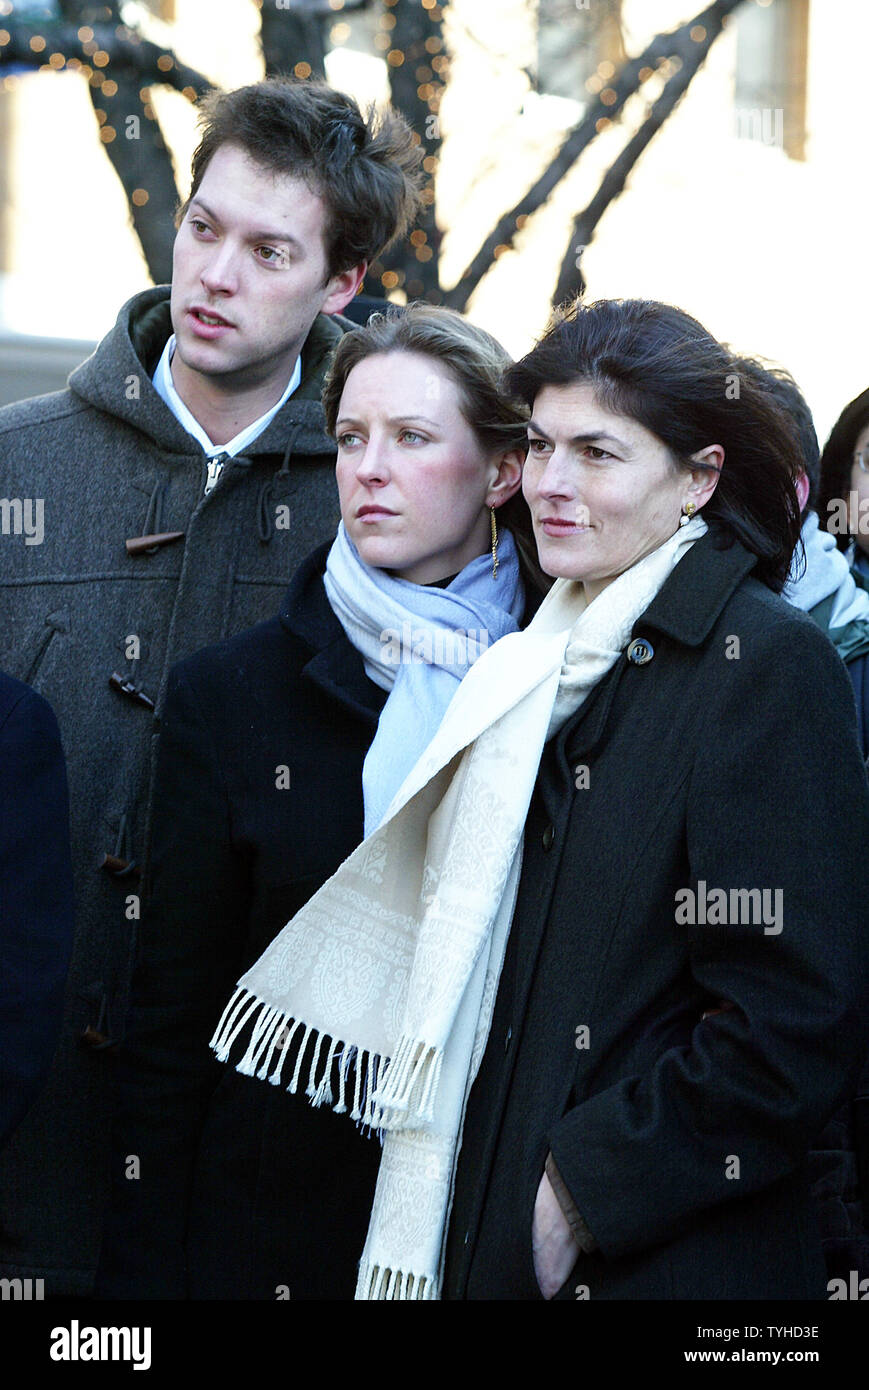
[444,531,869,1301]
[96,541,388,1299]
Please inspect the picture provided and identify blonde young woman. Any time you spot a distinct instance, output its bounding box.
[97,304,543,1299]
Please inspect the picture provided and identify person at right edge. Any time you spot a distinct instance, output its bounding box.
[734,357,869,1287]
[818,386,869,588]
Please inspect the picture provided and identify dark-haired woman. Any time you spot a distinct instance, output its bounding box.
[97,303,543,1300]
[440,300,869,1300]
[819,386,869,586]
[216,298,869,1300]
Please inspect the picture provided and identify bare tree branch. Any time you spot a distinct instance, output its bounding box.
[97,70,183,285]
[1,14,214,284]
[374,0,447,302]
[258,0,369,81]
[260,6,328,80]
[443,0,746,312]
[552,3,742,305]
[0,20,212,98]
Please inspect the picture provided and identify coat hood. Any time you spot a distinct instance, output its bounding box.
[68,285,345,459]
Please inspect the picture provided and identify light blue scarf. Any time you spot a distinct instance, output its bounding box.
[784,511,869,661]
[784,510,869,627]
[324,522,525,836]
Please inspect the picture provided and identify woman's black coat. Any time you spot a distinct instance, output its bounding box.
[96,541,388,1299]
[444,532,869,1301]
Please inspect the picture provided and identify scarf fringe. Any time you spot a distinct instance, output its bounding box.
[210,989,439,1127]
[369,1033,443,1128]
[356,1261,438,1301]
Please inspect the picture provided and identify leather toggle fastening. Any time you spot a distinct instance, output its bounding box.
[99,852,139,878]
[109,672,156,709]
[78,986,117,1051]
[100,806,139,878]
[80,1025,114,1049]
[125,531,185,557]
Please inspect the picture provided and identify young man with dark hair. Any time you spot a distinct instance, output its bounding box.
[0,76,421,1296]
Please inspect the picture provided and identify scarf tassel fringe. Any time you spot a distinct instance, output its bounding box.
[369,1030,442,1128]
[356,1262,438,1300]
[209,988,443,1129]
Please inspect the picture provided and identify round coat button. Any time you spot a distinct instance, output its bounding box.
[542,824,555,851]
[626,637,654,666]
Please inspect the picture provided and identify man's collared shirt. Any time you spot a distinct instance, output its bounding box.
[152,334,302,493]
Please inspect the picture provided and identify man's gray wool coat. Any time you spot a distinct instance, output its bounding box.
[0,285,349,1293]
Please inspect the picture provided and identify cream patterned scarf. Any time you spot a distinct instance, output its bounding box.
[210,517,707,1298]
